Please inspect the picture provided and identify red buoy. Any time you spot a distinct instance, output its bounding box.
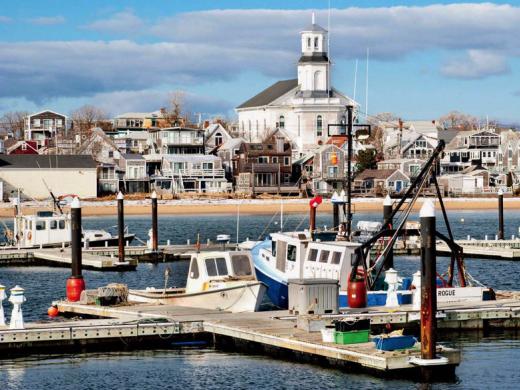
[66,277,85,302]
[47,306,59,317]
[347,276,367,308]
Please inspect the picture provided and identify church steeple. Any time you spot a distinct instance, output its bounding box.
[297,13,330,94]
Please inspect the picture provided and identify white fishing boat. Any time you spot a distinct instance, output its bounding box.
[128,251,267,313]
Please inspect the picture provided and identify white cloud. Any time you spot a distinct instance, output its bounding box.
[83,10,144,34]
[441,50,510,79]
[0,16,12,23]
[28,16,65,26]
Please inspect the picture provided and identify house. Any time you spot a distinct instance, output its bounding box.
[235,14,357,156]
[377,158,424,178]
[113,131,150,154]
[213,137,245,181]
[0,155,97,199]
[438,174,484,195]
[232,131,294,194]
[158,154,229,193]
[4,139,39,155]
[120,154,149,193]
[205,123,234,151]
[311,143,346,195]
[112,110,169,135]
[354,169,410,196]
[24,110,68,146]
[150,127,205,155]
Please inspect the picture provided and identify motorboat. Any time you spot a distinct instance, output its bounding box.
[128,251,267,313]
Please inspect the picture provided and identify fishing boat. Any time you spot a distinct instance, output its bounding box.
[128,251,267,313]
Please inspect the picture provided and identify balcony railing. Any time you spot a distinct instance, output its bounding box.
[163,168,225,178]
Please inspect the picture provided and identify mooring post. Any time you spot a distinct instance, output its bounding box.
[420,199,437,361]
[66,197,85,302]
[309,205,316,241]
[333,202,339,231]
[151,190,158,252]
[498,189,504,240]
[383,195,394,270]
[117,192,125,263]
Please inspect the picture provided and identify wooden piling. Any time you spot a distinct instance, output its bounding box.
[383,195,394,270]
[151,191,158,252]
[117,192,125,262]
[498,189,504,240]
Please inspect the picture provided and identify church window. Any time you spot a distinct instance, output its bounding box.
[279,115,285,129]
[314,37,319,49]
[215,132,223,146]
[316,115,323,136]
[307,37,311,48]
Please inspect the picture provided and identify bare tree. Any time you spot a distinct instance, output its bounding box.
[366,112,398,126]
[0,111,29,139]
[163,90,186,127]
[438,111,478,131]
[70,105,111,137]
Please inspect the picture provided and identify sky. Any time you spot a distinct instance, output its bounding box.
[1,1,520,123]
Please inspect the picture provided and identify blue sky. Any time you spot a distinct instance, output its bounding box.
[1,1,520,123]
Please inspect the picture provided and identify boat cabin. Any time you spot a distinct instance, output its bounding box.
[186,251,256,294]
[14,211,70,248]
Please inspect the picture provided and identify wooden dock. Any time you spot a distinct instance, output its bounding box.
[437,239,520,260]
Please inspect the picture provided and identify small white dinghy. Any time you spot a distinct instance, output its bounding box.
[128,251,267,313]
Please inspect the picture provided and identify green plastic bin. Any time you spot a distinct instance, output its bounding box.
[334,329,370,345]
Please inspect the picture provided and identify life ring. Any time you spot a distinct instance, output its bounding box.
[27,231,32,240]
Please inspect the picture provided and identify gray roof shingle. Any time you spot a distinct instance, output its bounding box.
[0,155,97,169]
[237,79,298,109]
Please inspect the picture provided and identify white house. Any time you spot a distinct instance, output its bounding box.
[235,14,356,157]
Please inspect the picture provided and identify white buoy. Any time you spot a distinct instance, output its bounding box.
[9,286,26,329]
[460,218,464,223]
[412,271,421,311]
[0,284,6,326]
[485,235,488,241]
[383,194,393,207]
[384,268,399,307]
[467,235,471,241]
[167,239,171,246]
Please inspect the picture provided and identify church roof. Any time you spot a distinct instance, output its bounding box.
[236,79,298,109]
[302,23,327,33]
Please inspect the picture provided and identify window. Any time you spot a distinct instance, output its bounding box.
[59,220,65,229]
[307,37,311,48]
[231,255,252,276]
[189,258,199,279]
[202,162,213,170]
[308,248,318,262]
[287,244,297,262]
[319,250,330,263]
[284,157,290,166]
[279,115,285,129]
[108,151,114,158]
[36,221,46,231]
[258,156,269,163]
[316,115,323,136]
[314,37,319,49]
[43,119,52,129]
[50,220,57,230]
[272,157,278,164]
[215,132,223,146]
[331,252,342,265]
[21,143,27,151]
[272,241,277,257]
[388,181,395,187]
[328,166,338,177]
[205,257,228,277]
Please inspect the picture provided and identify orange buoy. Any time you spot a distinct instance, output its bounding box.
[47,306,59,317]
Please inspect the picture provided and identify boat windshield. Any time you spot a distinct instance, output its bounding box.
[205,257,228,277]
[231,255,252,276]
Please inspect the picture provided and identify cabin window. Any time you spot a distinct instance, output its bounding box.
[319,250,330,263]
[50,220,57,230]
[271,241,277,257]
[59,220,65,229]
[231,255,252,276]
[205,257,228,277]
[308,248,318,262]
[36,221,46,231]
[287,244,297,262]
[189,258,199,279]
[331,252,341,265]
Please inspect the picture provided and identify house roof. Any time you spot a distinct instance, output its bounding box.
[236,79,298,109]
[122,153,144,160]
[27,110,67,119]
[0,155,96,169]
[115,110,165,119]
[355,169,398,181]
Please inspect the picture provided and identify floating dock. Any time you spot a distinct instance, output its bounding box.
[437,239,520,260]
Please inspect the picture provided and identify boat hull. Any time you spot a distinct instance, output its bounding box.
[87,234,135,247]
[128,282,267,313]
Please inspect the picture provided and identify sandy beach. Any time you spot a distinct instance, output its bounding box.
[2,197,520,217]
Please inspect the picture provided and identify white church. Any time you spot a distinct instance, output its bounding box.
[236,14,357,157]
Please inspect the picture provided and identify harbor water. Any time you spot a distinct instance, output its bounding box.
[1,209,520,389]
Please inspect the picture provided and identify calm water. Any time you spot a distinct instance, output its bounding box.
[1,209,520,389]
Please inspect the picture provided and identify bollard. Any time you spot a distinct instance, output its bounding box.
[9,285,26,329]
[105,241,108,248]
[485,235,488,241]
[167,239,171,246]
[384,268,399,307]
[151,191,158,252]
[67,197,85,302]
[498,189,504,240]
[117,192,125,263]
[495,234,498,240]
[187,239,190,245]
[420,199,437,360]
[207,238,210,245]
[383,195,394,269]
[0,284,5,326]
[467,235,470,241]
[412,271,421,311]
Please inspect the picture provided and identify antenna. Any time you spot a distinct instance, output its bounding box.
[365,47,369,121]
